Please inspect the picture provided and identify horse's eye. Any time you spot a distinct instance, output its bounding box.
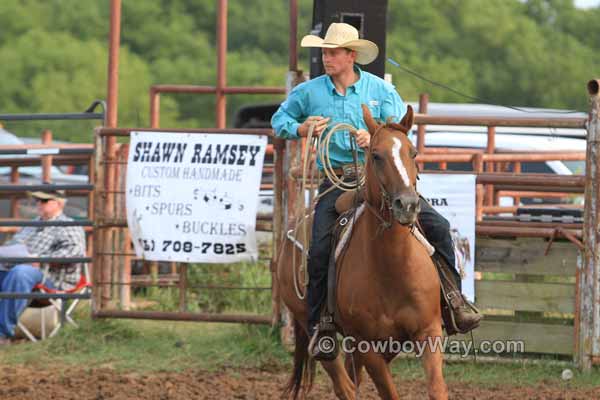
[409,148,418,159]
[371,152,383,162]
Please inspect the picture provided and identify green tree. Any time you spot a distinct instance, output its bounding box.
[0,0,598,141]
[0,29,174,141]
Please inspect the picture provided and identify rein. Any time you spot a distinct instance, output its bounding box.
[363,124,397,233]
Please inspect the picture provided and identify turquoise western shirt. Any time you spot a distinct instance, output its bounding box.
[271,66,406,170]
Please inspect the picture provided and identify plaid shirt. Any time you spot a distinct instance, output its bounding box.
[6,213,86,290]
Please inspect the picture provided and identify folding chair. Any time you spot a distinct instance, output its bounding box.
[17,264,91,342]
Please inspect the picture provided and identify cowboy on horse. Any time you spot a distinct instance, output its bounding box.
[271,22,481,362]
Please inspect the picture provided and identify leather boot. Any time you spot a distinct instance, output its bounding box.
[432,253,482,335]
[443,289,482,335]
[307,315,339,361]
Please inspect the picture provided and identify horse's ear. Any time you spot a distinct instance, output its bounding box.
[399,105,414,133]
[361,104,378,134]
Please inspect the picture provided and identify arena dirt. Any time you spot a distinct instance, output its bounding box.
[0,365,597,399]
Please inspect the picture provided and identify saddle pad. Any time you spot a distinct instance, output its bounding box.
[413,226,435,256]
[332,204,435,260]
[334,204,366,261]
[290,204,435,261]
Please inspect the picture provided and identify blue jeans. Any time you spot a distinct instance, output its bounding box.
[306,182,458,331]
[306,180,344,331]
[0,265,55,338]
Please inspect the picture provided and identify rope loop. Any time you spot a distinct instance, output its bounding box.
[318,123,365,192]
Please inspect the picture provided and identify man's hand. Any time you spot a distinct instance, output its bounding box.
[355,129,370,148]
[298,116,330,138]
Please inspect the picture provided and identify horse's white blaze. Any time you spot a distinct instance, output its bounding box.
[392,137,410,187]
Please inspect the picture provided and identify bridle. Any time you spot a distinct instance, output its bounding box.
[361,123,416,234]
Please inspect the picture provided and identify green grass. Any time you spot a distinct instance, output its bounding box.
[389,357,600,388]
[185,258,272,314]
[0,313,288,373]
[2,311,600,389]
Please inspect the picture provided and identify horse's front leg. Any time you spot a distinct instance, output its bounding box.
[361,349,400,400]
[415,326,448,400]
[321,355,357,400]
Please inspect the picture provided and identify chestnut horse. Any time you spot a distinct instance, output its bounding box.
[276,105,447,399]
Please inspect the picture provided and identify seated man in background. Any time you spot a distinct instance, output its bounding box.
[0,188,86,345]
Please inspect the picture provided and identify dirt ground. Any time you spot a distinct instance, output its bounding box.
[0,365,598,400]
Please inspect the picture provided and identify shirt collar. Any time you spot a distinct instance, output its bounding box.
[349,66,363,94]
[325,65,364,95]
[325,74,336,94]
[41,212,65,221]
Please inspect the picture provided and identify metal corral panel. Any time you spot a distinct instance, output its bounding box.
[471,236,579,356]
[453,320,574,356]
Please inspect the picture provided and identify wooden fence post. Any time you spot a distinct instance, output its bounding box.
[578,79,600,370]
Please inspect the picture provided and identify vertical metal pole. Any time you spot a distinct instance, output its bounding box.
[416,93,428,171]
[93,130,105,312]
[279,0,300,342]
[102,0,122,308]
[41,129,52,182]
[271,138,285,326]
[216,0,227,129]
[118,144,131,310]
[289,0,298,72]
[578,79,600,370]
[10,167,19,218]
[485,126,496,206]
[178,264,188,312]
[284,71,306,226]
[150,88,160,128]
[121,237,132,310]
[148,89,161,290]
[473,153,484,222]
[87,153,95,293]
[107,0,121,130]
[574,248,582,366]
[513,161,521,206]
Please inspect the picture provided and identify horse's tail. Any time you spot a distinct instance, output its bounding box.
[283,318,316,399]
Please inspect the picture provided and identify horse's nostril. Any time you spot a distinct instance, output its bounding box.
[393,195,419,214]
[393,198,403,210]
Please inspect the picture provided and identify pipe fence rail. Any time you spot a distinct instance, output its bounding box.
[0,100,106,123]
[0,108,97,335]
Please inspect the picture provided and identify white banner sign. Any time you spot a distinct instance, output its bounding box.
[126,132,267,263]
[417,174,476,301]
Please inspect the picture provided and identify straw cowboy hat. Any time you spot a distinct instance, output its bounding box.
[28,189,66,201]
[28,181,66,201]
[300,23,379,65]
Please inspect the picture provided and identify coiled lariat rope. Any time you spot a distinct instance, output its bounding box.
[291,123,317,300]
[290,122,364,300]
[318,123,365,192]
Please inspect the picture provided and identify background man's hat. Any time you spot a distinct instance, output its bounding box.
[28,183,66,201]
[300,22,379,65]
